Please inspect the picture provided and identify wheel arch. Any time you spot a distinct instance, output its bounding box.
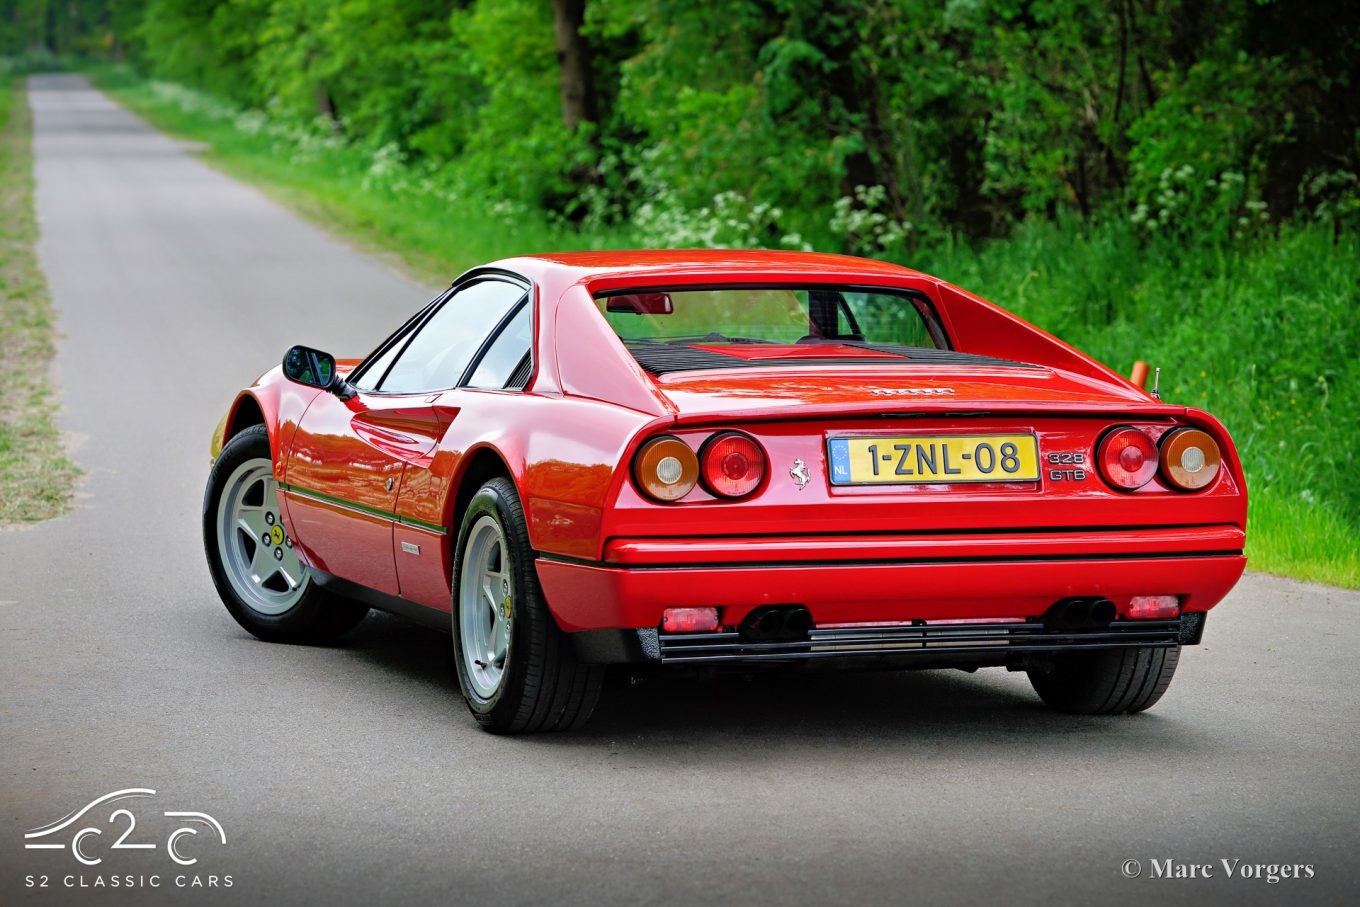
[447,445,523,544]
[211,391,269,461]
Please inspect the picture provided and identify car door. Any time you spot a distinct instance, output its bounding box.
[283,278,529,596]
[392,298,537,610]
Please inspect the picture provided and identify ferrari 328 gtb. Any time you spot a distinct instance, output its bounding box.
[203,251,1245,732]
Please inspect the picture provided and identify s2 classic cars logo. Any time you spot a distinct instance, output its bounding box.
[24,788,226,867]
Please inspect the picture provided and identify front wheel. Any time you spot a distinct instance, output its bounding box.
[1027,645,1180,714]
[203,425,368,643]
[451,477,603,733]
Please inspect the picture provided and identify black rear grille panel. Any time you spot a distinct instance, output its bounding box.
[657,620,1182,664]
[625,341,1039,377]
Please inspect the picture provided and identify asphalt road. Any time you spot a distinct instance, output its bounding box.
[3,74,1358,907]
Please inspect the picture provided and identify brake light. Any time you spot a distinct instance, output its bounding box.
[633,436,699,502]
[662,607,720,633]
[699,432,767,498]
[1127,595,1180,620]
[1159,428,1222,491]
[1096,426,1158,490]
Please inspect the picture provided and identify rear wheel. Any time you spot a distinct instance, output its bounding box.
[203,425,368,643]
[451,477,604,733]
[1027,645,1180,714]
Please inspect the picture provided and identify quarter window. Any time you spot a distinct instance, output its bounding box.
[467,304,532,389]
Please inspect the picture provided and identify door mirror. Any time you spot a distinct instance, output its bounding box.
[282,345,353,399]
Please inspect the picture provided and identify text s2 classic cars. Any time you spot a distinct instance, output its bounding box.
[203,251,1246,733]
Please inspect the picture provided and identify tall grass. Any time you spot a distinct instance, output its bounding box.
[920,220,1360,587]
[91,66,1360,587]
[0,72,81,522]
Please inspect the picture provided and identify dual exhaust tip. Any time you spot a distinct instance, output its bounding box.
[1043,596,1117,631]
[740,605,813,642]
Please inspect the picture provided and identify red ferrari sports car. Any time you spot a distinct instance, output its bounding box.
[203,250,1246,732]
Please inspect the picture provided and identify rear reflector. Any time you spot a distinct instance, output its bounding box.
[1127,595,1181,620]
[662,607,720,633]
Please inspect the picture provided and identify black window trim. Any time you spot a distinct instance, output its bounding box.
[459,290,536,391]
[346,289,450,391]
[592,283,952,351]
[350,267,533,396]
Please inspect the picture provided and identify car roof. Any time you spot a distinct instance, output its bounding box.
[492,249,928,285]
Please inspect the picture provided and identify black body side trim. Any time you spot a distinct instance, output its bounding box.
[568,628,661,663]
[313,570,450,633]
[1178,610,1207,645]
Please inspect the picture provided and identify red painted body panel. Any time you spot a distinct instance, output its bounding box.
[535,554,1247,632]
[214,250,1247,647]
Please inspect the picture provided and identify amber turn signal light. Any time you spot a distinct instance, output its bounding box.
[1159,428,1222,492]
[633,436,699,502]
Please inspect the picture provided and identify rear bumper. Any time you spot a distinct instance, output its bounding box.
[539,526,1244,627]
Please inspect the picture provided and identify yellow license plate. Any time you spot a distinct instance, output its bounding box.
[827,434,1040,485]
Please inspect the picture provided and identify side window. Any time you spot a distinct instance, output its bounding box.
[349,297,443,391]
[378,280,525,393]
[466,304,532,389]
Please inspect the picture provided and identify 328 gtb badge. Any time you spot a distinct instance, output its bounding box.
[1046,450,1088,481]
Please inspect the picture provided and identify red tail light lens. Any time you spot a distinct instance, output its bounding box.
[662,607,720,633]
[1127,595,1181,620]
[1159,428,1222,491]
[700,432,766,498]
[1097,426,1158,490]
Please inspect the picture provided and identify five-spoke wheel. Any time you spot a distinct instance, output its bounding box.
[203,425,368,642]
[451,477,604,732]
[215,458,308,615]
[458,515,513,699]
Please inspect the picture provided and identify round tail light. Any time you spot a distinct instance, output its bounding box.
[1097,426,1158,490]
[633,436,699,502]
[699,432,766,498]
[1160,428,1221,491]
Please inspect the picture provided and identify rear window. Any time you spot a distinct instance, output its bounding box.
[596,286,947,349]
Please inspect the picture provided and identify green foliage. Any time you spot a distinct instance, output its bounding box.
[919,218,1360,548]
[13,0,1360,582]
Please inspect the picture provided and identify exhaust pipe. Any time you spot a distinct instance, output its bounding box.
[1062,599,1092,627]
[783,608,813,636]
[1044,597,1116,631]
[1088,598,1116,625]
[740,605,813,642]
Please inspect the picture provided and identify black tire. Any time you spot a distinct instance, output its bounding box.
[1028,645,1180,714]
[451,477,604,733]
[203,425,368,643]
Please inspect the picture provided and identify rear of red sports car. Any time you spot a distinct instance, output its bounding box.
[524,253,1246,714]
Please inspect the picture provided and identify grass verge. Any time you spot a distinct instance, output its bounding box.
[0,74,80,524]
[88,66,1359,588]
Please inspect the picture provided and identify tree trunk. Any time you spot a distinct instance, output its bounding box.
[550,0,597,130]
[315,80,340,128]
